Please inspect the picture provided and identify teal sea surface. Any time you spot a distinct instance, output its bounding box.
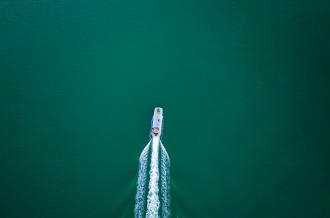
[1,0,330,217]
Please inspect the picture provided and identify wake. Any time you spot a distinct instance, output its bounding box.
[134,141,150,218]
[160,142,170,218]
[134,138,170,218]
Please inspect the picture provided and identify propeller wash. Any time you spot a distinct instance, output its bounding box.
[135,107,170,218]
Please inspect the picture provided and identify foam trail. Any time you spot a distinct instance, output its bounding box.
[134,141,151,218]
[146,137,160,218]
[160,142,170,218]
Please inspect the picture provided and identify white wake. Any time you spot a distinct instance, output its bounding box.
[146,137,160,218]
[160,142,170,218]
[134,141,150,218]
[135,139,170,218]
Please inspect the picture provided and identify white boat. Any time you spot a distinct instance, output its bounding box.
[151,107,163,137]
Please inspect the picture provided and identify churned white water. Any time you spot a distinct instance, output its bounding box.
[134,141,150,218]
[146,137,160,218]
[160,142,170,218]
[135,138,170,218]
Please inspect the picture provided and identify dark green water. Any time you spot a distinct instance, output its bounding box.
[1,0,330,217]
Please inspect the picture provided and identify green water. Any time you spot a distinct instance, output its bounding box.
[1,0,330,217]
